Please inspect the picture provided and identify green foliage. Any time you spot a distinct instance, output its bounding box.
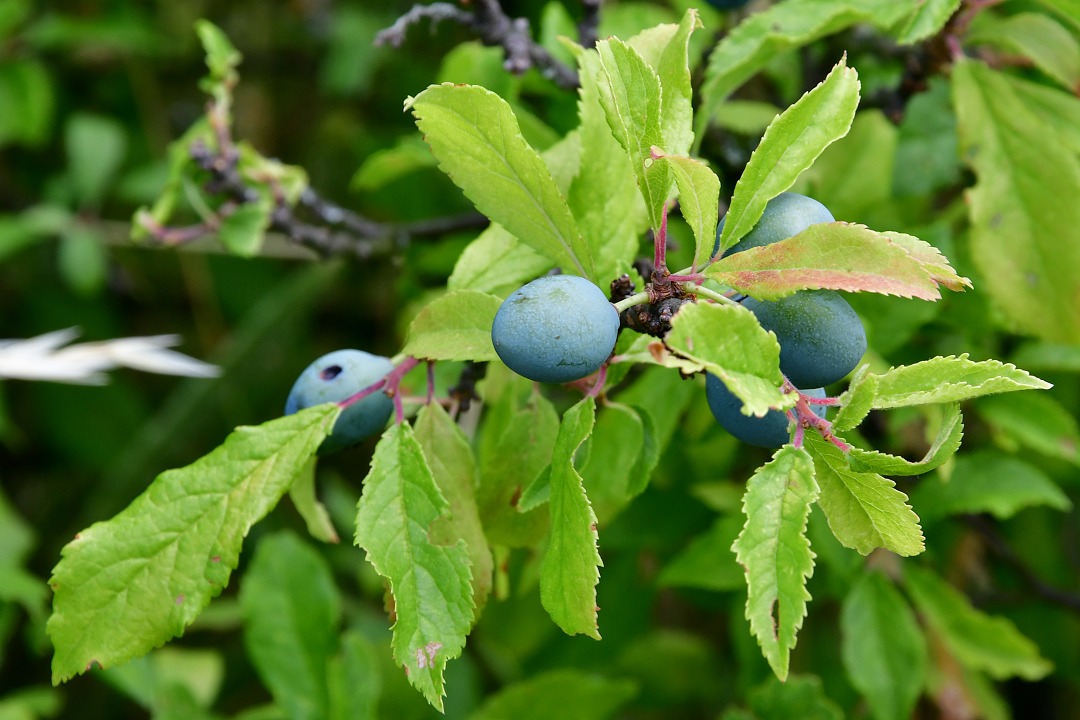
[731,446,817,680]
[715,58,859,254]
[953,57,1080,342]
[407,84,594,280]
[47,405,339,683]
[5,3,1080,718]
[841,571,927,720]
[354,422,474,711]
[538,397,602,639]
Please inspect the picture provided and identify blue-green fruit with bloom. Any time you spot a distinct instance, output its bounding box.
[285,349,394,454]
[742,290,866,388]
[491,275,620,383]
[713,192,834,258]
[706,376,826,448]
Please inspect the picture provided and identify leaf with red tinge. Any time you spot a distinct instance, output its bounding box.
[884,232,971,292]
[708,222,942,301]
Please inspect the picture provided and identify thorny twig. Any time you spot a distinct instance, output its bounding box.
[376,0,580,89]
[142,119,488,260]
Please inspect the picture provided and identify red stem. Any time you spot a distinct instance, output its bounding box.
[338,356,421,426]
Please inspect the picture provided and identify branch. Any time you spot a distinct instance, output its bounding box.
[377,0,580,90]
[965,514,1080,614]
[578,0,602,49]
[141,131,487,260]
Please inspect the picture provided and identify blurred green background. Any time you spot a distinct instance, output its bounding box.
[4,1,1080,718]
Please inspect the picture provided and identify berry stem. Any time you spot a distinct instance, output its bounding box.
[425,361,436,404]
[338,356,421,426]
[685,284,740,306]
[653,203,669,272]
[613,291,651,313]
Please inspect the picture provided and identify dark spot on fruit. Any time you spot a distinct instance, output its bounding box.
[320,365,343,381]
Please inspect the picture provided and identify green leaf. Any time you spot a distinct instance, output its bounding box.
[101,647,224,715]
[904,565,1053,680]
[402,289,502,362]
[732,445,818,680]
[568,46,649,282]
[0,59,54,148]
[289,458,339,544]
[448,223,553,298]
[897,0,963,44]
[653,151,720,270]
[65,113,127,208]
[698,0,916,136]
[131,119,214,240]
[969,12,1080,91]
[653,9,701,157]
[841,572,927,720]
[594,37,671,230]
[747,674,844,720]
[468,670,637,720]
[953,58,1080,342]
[407,83,593,279]
[236,142,308,206]
[218,198,272,257]
[658,515,744,592]
[353,423,474,711]
[577,402,651,523]
[801,109,898,218]
[893,79,961,196]
[848,403,963,476]
[1005,69,1080,155]
[350,136,437,191]
[912,450,1071,522]
[476,378,557,546]
[976,392,1080,466]
[716,58,860,254]
[665,301,789,417]
[239,532,340,720]
[195,20,241,85]
[832,364,879,433]
[58,224,108,297]
[804,433,924,557]
[1011,340,1080,373]
[869,355,1052,408]
[1038,0,1080,32]
[413,403,494,615]
[327,631,381,720]
[48,404,339,683]
[540,397,602,639]
[710,223,949,300]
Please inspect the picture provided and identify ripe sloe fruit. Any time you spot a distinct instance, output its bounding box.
[285,349,394,454]
[713,191,834,258]
[742,290,866,388]
[706,375,826,448]
[491,275,619,383]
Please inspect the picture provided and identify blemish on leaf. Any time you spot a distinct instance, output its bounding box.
[175,594,185,605]
[86,659,102,672]
[211,556,221,562]
[416,642,442,669]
